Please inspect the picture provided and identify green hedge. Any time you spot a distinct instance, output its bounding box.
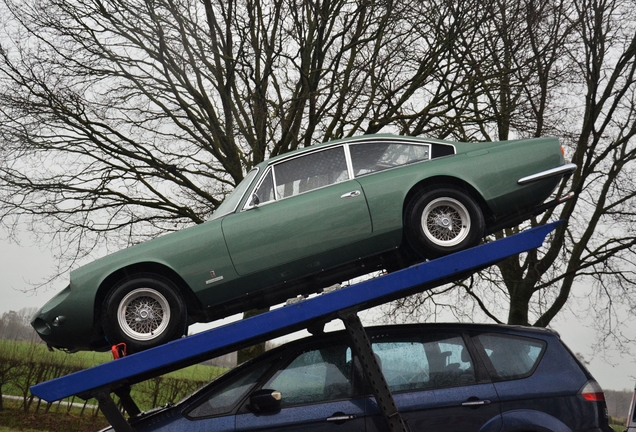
[0,340,227,413]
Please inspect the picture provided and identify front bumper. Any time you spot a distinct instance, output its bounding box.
[31,284,106,352]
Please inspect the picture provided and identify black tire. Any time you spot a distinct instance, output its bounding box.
[405,186,485,259]
[101,274,187,353]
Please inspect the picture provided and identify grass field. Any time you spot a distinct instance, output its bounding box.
[0,339,227,380]
[1,338,228,426]
[0,398,109,432]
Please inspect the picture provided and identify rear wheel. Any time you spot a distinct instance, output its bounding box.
[101,274,187,353]
[405,186,485,258]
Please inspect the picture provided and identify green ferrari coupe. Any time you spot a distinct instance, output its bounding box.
[31,134,575,353]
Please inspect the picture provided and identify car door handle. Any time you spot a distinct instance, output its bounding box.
[341,190,361,199]
[327,414,356,422]
[461,399,491,407]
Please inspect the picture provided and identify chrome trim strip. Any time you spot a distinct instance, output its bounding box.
[518,163,577,185]
[269,138,450,168]
[271,166,279,200]
[343,144,355,180]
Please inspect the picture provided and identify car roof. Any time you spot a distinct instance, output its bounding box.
[262,322,560,357]
[260,134,458,166]
[169,322,561,414]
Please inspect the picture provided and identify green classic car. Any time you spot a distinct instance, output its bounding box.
[32,134,575,353]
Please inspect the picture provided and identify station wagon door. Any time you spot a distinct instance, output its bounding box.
[235,342,366,432]
[222,145,373,276]
[364,332,502,432]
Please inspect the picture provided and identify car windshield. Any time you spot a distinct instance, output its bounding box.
[208,168,259,221]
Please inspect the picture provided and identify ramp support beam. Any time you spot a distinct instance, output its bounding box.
[95,391,134,432]
[340,311,410,432]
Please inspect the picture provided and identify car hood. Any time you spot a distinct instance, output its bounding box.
[69,217,224,288]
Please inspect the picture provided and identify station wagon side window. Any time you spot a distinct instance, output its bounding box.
[349,142,430,177]
[260,344,353,407]
[273,146,349,199]
[186,359,275,418]
[368,333,475,393]
[475,333,546,381]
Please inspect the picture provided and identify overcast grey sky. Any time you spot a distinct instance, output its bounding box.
[0,238,60,313]
[1,233,634,393]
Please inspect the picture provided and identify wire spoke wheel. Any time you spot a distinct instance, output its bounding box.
[405,186,484,259]
[103,274,187,353]
[117,288,171,341]
[422,197,471,247]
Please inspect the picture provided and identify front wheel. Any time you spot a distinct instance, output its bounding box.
[101,274,187,353]
[405,187,485,259]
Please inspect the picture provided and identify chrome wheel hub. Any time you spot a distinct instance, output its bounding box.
[117,288,171,341]
[422,197,471,247]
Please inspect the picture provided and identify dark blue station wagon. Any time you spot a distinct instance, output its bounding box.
[107,323,612,432]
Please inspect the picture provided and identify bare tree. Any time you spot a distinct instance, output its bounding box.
[1,0,636,355]
[383,0,636,348]
[0,0,481,267]
[0,0,489,360]
[0,308,39,341]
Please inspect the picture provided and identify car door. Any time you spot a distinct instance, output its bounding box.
[364,332,502,432]
[222,145,373,276]
[179,359,277,431]
[235,343,366,432]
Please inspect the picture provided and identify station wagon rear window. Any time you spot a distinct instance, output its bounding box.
[475,333,545,380]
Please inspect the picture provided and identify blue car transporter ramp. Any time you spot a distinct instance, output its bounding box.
[31,221,562,432]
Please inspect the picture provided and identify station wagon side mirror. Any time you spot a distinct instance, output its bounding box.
[248,389,282,413]
[245,193,260,210]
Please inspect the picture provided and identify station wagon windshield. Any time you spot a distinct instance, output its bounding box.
[209,168,259,221]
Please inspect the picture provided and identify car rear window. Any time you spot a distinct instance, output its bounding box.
[349,142,430,176]
[475,333,545,381]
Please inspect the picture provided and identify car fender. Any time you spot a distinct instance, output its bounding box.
[494,409,572,432]
[474,413,503,432]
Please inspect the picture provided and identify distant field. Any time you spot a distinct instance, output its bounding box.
[1,339,227,413]
[0,339,227,380]
[0,338,111,367]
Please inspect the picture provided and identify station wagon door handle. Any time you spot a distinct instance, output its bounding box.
[341,190,361,199]
[327,414,356,423]
[461,399,491,407]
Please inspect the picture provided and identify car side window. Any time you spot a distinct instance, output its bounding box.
[253,168,275,204]
[273,146,349,199]
[186,360,274,419]
[349,142,430,176]
[261,344,353,407]
[475,333,545,380]
[370,333,475,393]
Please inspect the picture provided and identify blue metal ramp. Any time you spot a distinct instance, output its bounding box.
[31,221,560,404]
